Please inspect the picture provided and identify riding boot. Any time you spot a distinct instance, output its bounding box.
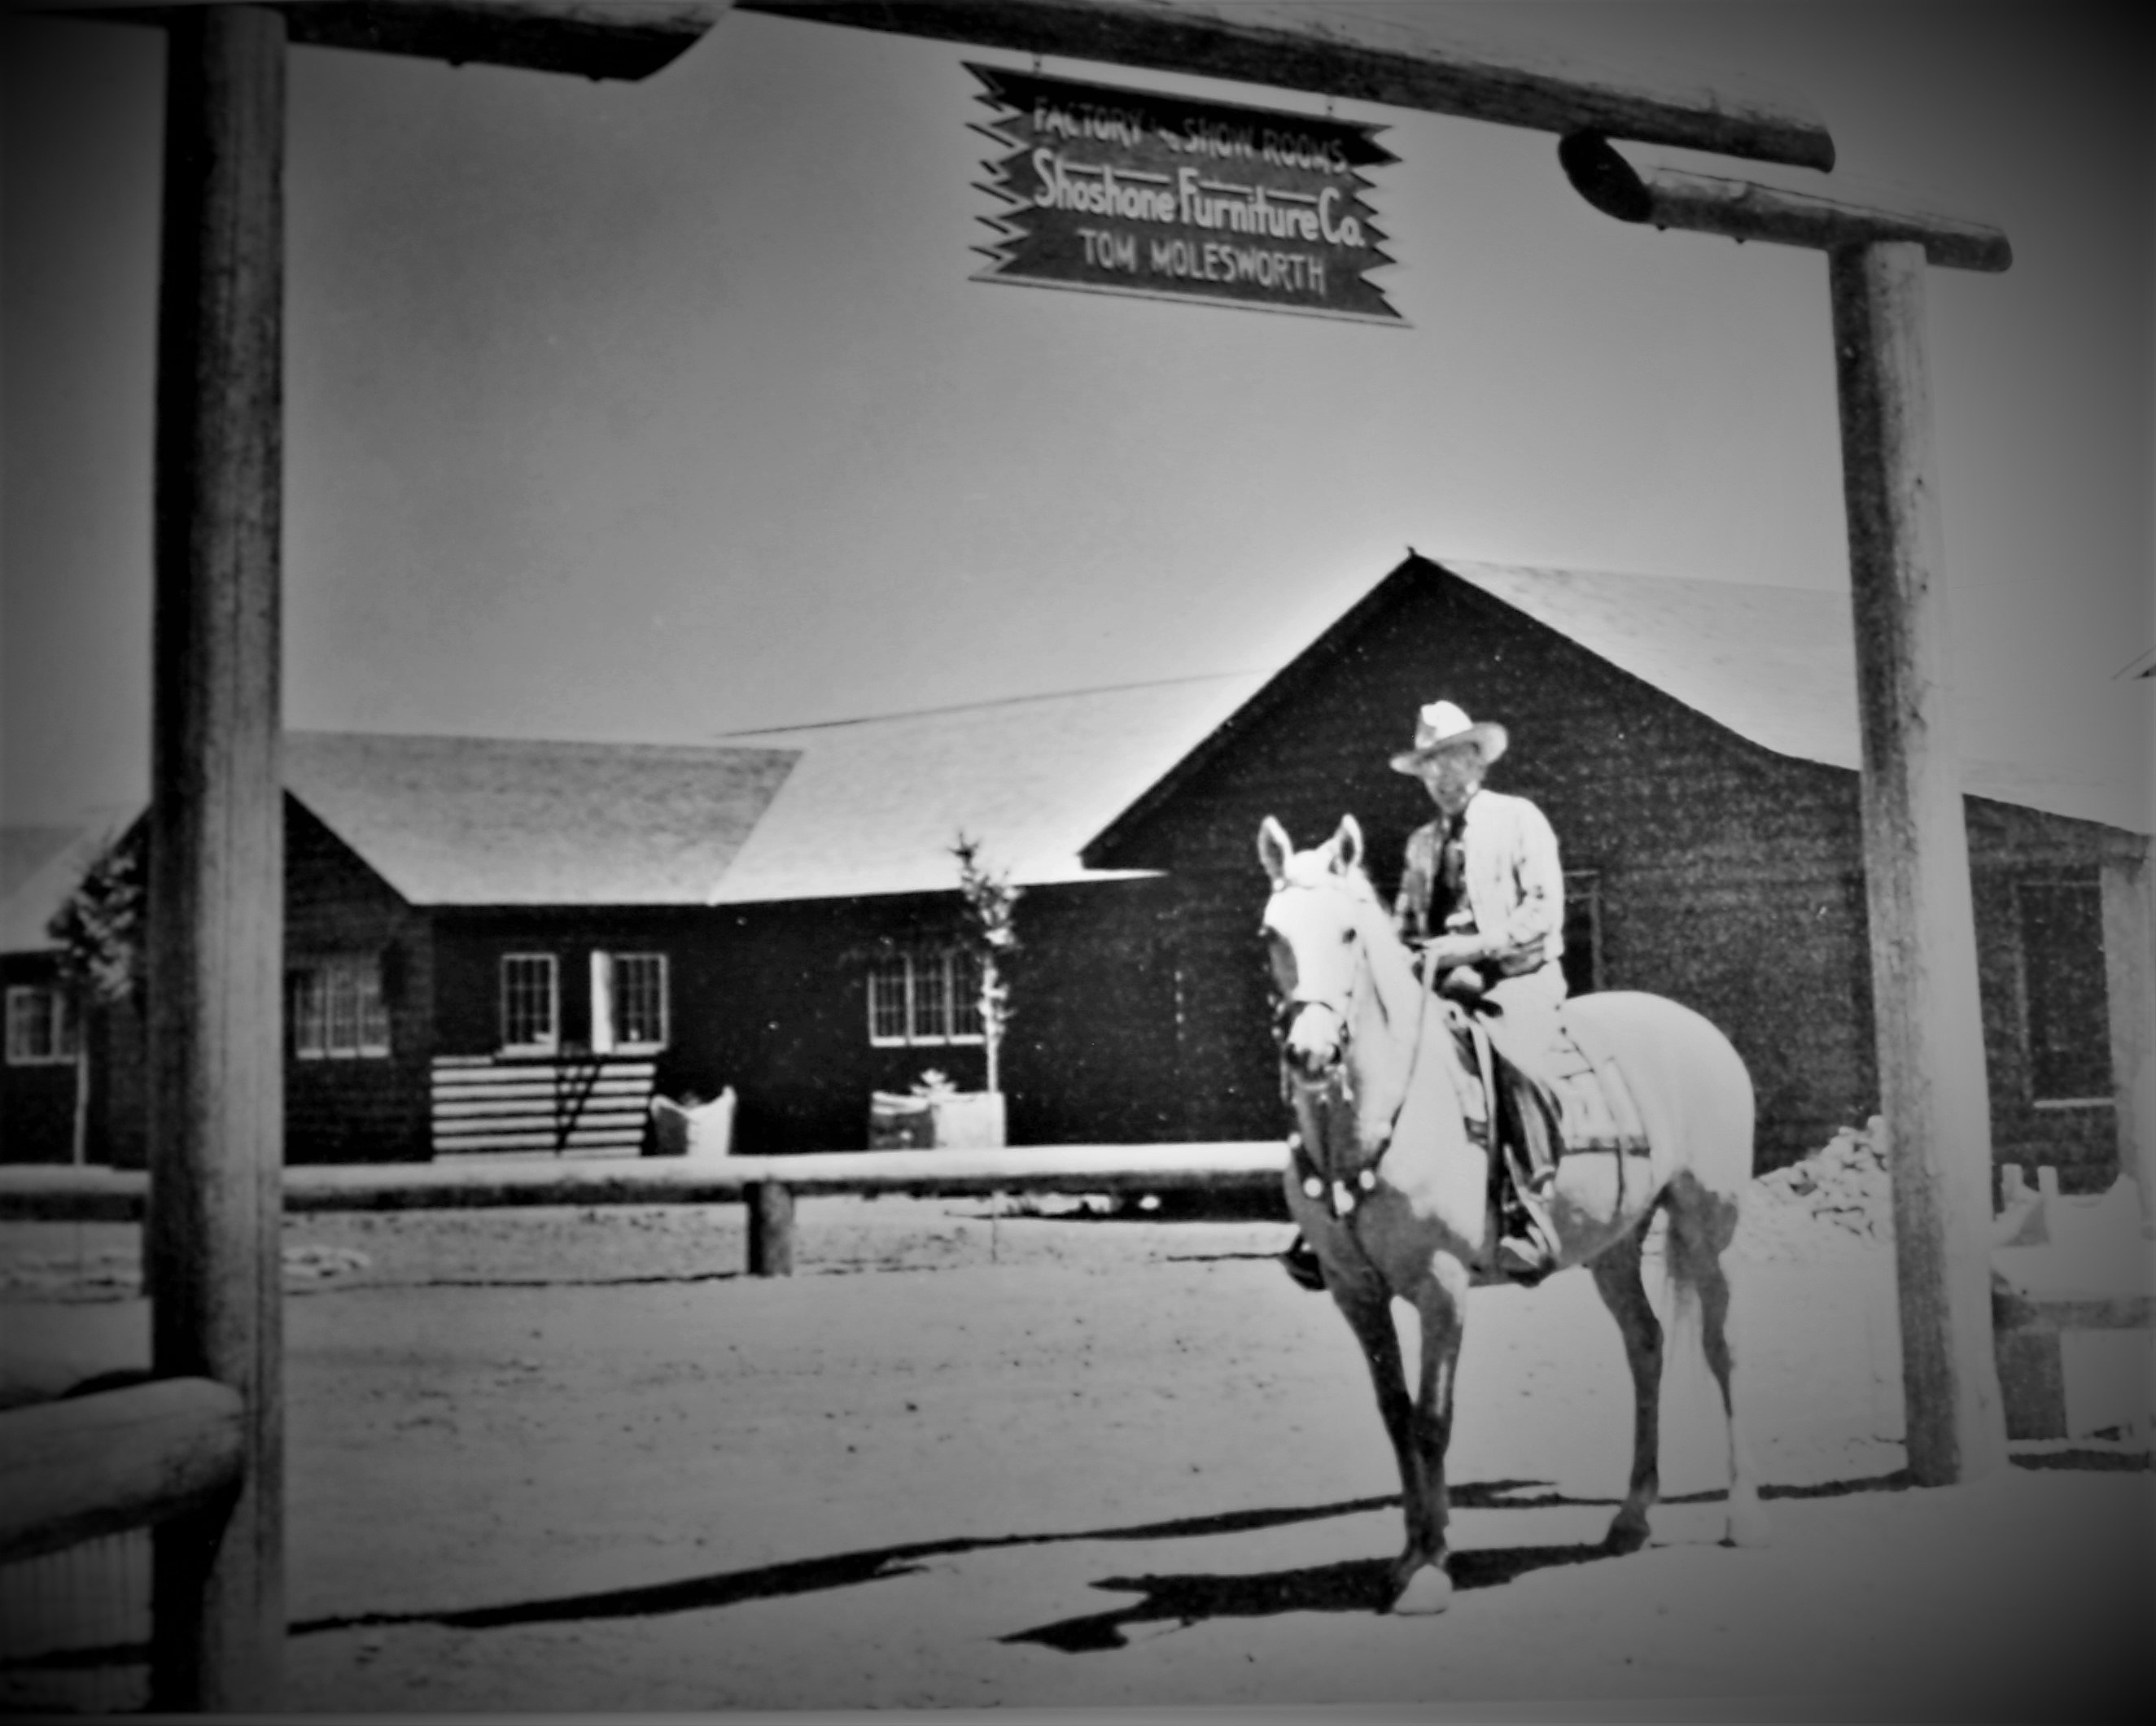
[1493,1057,1563,1285]
[1279,1231,1327,1291]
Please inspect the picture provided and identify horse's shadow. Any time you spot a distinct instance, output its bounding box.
[282,1470,1927,1646]
[1000,1470,1928,1653]
[1003,1540,1614,1653]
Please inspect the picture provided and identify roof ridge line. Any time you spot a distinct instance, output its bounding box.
[286,728,791,756]
[712,669,1270,736]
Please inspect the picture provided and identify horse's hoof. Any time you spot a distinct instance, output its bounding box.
[1391,1564,1454,1615]
[1723,1497,1773,1549]
[1603,1514,1651,1556]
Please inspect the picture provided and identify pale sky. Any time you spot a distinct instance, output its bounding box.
[2,2,2149,828]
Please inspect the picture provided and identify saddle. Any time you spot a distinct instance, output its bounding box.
[1445,1005,1651,1165]
[1288,1001,1651,1226]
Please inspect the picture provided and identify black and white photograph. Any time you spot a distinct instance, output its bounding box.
[2,1,2150,1717]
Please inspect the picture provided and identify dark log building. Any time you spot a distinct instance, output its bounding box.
[5,555,2145,1189]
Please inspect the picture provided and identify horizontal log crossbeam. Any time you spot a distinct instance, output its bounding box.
[1559,133,2009,272]
[60,2,1835,169]
[0,1379,244,1567]
[740,0,1834,167]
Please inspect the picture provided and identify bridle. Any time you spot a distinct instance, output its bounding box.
[1266,880,1375,1093]
[1266,875,1436,1216]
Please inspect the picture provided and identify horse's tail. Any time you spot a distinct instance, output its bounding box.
[1657,1169,1743,1305]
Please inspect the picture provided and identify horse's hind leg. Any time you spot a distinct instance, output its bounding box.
[1665,1178,1771,1548]
[1588,1218,1663,1553]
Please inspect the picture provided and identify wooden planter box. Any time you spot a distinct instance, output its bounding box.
[646,1089,737,1158]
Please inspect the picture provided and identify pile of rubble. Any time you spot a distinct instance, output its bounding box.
[1735,1116,1895,1263]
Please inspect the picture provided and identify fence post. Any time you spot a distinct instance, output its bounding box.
[746,1183,795,1277]
[144,4,287,1709]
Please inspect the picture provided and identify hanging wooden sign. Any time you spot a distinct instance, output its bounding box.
[971,65,1402,324]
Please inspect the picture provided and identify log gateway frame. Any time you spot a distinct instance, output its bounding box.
[24,0,2053,1706]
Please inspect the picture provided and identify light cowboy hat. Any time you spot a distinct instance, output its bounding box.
[1388,700,1509,775]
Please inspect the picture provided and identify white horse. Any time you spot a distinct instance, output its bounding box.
[1258,815,1769,1614]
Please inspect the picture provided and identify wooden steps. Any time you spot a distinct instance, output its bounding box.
[428,1055,657,1157]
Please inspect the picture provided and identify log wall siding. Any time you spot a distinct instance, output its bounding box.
[1,953,79,1163]
[283,802,433,1163]
[94,995,151,1170]
[997,879,1186,1145]
[681,880,1184,1155]
[1971,864,2118,1186]
[1105,570,2125,1175]
[432,908,704,1068]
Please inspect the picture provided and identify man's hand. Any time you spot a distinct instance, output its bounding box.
[1419,933,1489,972]
[1485,935,1547,974]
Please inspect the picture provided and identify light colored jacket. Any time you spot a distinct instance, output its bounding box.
[1393,788,1566,972]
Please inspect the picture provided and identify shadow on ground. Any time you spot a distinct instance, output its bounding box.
[1002,1539,1620,1652]
[12,1453,2140,1682]
[280,1466,1940,1643]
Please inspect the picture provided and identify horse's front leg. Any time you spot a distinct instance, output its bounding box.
[1324,1265,1437,1606]
[1390,1249,1471,1615]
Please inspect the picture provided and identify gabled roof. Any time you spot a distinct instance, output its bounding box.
[2,827,90,902]
[1441,559,2146,834]
[706,675,1265,904]
[0,824,127,955]
[1087,554,2149,857]
[7,555,2137,955]
[284,732,798,906]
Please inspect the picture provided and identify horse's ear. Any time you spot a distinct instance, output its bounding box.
[1257,815,1292,886]
[1332,815,1364,875]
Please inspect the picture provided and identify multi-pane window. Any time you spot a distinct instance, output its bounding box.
[1560,870,1603,997]
[590,951,668,1053]
[5,985,78,1064]
[2018,880,2111,1105]
[288,956,390,1060]
[867,947,983,1046]
[501,953,559,1053]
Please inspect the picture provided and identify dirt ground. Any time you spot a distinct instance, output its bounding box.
[2,1193,2150,1718]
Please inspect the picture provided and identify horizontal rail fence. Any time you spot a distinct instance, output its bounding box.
[1,1144,1293,1274]
[0,1379,247,1706]
[0,1379,244,1567]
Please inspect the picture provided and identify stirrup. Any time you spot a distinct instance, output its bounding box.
[1495,1233,1556,1287]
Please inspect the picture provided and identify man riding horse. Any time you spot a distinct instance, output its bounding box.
[1281,698,1568,1289]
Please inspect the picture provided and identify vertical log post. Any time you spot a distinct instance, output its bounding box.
[1559,138,2027,1488]
[2100,854,2156,1230]
[746,1182,795,1276]
[145,5,287,1709]
[1829,239,2008,1485]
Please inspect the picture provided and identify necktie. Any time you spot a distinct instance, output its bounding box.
[1438,813,1467,924]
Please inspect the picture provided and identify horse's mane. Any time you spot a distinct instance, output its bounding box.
[1323,854,1394,927]
[1307,853,1412,966]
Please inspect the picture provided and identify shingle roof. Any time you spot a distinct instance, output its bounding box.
[1440,559,2148,835]
[284,732,799,906]
[706,675,1265,904]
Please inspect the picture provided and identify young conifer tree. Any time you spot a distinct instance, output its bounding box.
[951,832,1020,1094]
[46,837,144,1165]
